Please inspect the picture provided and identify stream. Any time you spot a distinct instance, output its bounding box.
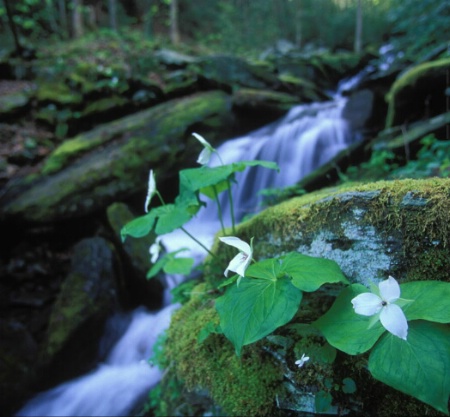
[17,77,363,417]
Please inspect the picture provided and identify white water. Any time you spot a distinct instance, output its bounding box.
[17,86,361,417]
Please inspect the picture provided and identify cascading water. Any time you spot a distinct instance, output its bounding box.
[16,80,362,417]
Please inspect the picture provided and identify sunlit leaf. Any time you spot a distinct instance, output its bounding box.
[369,321,450,414]
[280,252,349,292]
[401,281,450,323]
[120,212,156,241]
[215,276,302,356]
[245,258,282,281]
[313,284,385,355]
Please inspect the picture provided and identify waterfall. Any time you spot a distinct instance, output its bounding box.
[16,83,362,417]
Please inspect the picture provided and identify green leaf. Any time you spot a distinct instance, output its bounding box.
[369,321,450,414]
[245,258,282,281]
[215,277,302,356]
[280,252,349,292]
[313,285,385,355]
[342,377,357,394]
[153,204,194,234]
[146,256,167,279]
[163,257,194,275]
[120,212,156,241]
[179,160,279,200]
[401,281,450,323]
[315,390,332,413]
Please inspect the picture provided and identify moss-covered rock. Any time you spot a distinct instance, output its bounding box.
[0,91,233,223]
[39,237,118,386]
[385,57,450,128]
[106,202,164,309]
[160,179,450,416]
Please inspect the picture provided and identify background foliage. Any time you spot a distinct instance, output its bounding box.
[1,0,448,59]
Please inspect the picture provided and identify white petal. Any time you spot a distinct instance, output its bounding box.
[351,293,382,316]
[192,132,213,150]
[225,253,249,277]
[197,147,211,165]
[149,244,160,263]
[379,276,401,303]
[144,169,156,213]
[380,303,408,340]
[219,236,252,256]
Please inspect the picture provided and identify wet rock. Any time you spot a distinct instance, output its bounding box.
[0,91,233,224]
[39,236,119,386]
[385,57,450,128]
[106,202,164,309]
[161,178,450,417]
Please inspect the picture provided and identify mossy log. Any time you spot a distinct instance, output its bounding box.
[161,178,450,417]
[0,91,232,223]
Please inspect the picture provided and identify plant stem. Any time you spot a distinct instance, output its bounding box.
[180,226,215,257]
[213,186,226,235]
[227,179,236,234]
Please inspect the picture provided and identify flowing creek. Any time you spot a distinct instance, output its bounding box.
[17,78,364,416]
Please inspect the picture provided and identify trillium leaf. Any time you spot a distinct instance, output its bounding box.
[179,161,279,200]
[154,204,194,234]
[120,212,156,241]
[401,281,450,323]
[313,285,385,355]
[163,257,194,275]
[245,258,282,281]
[369,321,450,414]
[215,277,302,356]
[280,252,349,292]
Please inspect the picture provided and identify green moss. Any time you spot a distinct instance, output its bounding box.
[385,57,450,128]
[161,284,283,416]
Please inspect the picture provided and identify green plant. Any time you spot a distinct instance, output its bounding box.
[122,134,450,415]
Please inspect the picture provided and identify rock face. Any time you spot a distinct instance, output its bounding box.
[161,178,450,417]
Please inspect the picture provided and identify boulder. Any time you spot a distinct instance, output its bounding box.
[0,91,233,224]
[106,202,164,309]
[38,237,119,386]
[385,57,450,128]
[160,178,450,417]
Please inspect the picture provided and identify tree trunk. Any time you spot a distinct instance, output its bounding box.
[295,0,302,48]
[72,0,84,38]
[170,0,180,45]
[108,0,117,31]
[143,0,152,38]
[354,0,362,53]
[3,0,24,55]
[58,0,69,38]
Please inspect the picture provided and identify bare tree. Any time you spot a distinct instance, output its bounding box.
[108,0,117,31]
[354,0,362,53]
[72,0,84,38]
[170,0,180,44]
[3,0,24,54]
[58,0,70,38]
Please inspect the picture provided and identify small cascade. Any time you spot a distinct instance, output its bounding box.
[17,75,364,417]
[16,305,178,417]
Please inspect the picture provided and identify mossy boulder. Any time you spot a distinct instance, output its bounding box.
[194,55,279,91]
[0,91,233,223]
[106,202,164,309]
[160,178,450,417]
[39,237,119,385]
[385,57,450,128]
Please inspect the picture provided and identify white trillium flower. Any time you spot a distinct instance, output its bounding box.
[144,169,156,213]
[219,236,253,278]
[351,276,408,340]
[149,237,162,263]
[193,132,215,165]
[295,353,310,368]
